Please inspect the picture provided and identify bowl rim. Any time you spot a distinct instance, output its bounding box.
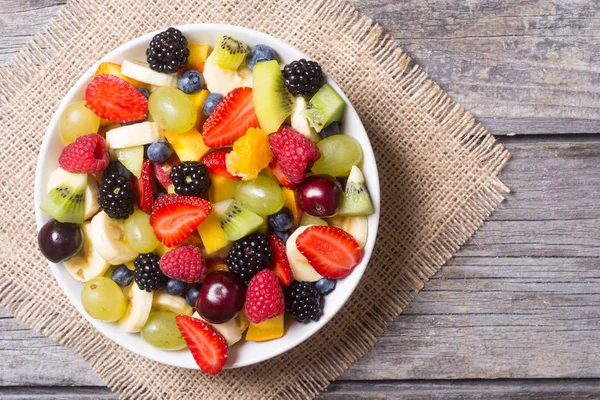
[34,23,380,369]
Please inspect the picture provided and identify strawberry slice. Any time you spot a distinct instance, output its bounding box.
[150,194,212,247]
[175,315,228,375]
[296,226,362,279]
[269,160,298,189]
[151,154,180,190]
[133,160,153,213]
[85,74,148,122]
[202,149,241,180]
[202,87,259,147]
[266,233,294,287]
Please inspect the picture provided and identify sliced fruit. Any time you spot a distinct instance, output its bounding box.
[296,225,362,279]
[236,311,249,333]
[152,290,194,316]
[40,171,87,224]
[266,233,294,287]
[121,60,178,87]
[290,96,319,142]
[286,226,324,282]
[163,127,211,162]
[114,145,144,177]
[211,34,249,70]
[202,149,240,180]
[155,242,172,257]
[175,315,228,375]
[118,281,154,333]
[282,187,302,227]
[193,312,243,347]
[150,194,212,247]
[269,160,297,189]
[85,74,148,122]
[299,214,328,227]
[208,174,238,203]
[225,127,273,180]
[151,154,180,190]
[47,168,99,220]
[185,43,211,72]
[105,122,163,149]
[186,89,210,131]
[304,83,345,132]
[245,314,284,342]
[64,222,110,282]
[203,52,253,96]
[94,62,148,89]
[197,210,231,255]
[338,166,375,216]
[252,60,294,133]
[212,199,263,241]
[202,87,259,148]
[327,215,368,249]
[90,211,138,264]
[132,160,153,213]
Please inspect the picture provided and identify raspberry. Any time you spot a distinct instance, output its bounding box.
[245,269,285,324]
[159,245,206,283]
[268,126,320,184]
[58,133,110,174]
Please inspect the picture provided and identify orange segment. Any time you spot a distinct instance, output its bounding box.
[225,127,273,180]
[246,315,284,341]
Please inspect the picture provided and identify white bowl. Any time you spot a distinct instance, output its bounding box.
[34,24,380,369]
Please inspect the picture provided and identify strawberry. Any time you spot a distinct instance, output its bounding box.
[266,233,293,287]
[202,87,259,147]
[245,269,285,324]
[133,160,153,213]
[296,226,362,279]
[269,160,297,189]
[150,194,211,247]
[151,154,180,190]
[85,74,148,122]
[175,315,228,375]
[202,149,240,180]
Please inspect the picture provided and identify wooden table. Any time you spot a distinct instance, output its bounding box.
[2,1,599,398]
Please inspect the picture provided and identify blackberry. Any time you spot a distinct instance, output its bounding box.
[170,162,211,197]
[226,234,273,284]
[98,173,135,219]
[282,59,325,97]
[134,253,167,292]
[146,27,190,73]
[285,281,323,323]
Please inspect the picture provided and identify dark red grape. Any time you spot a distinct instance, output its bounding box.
[197,271,246,324]
[297,174,342,217]
[38,219,83,263]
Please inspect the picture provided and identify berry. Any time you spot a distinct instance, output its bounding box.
[103,160,133,181]
[296,226,361,279]
[150,194,212,247]
[202,87,259,148]
[282,59,325,97]
[225,127,273,181]
[165,279,188,296]
[319,121,341,139]
[202,93,223,117]
[111,265,134,287]
[266,233,294,288]
[285,281,323,323]
[268,208,294,232]
[160,245,207,283]
[146,27,190,73]
[201,149,240,180]
[226,234,273,285]
[132,160,153,214]
[245,269,285,324]
[247,44,276,70]
[138,88,151,99]
[186,283,202,307]
[37,219,83,263]
[98,173,136,219]
[274,230,291,244]
[197,271,246,324]
[85,74,148,122]
[147,140,173,163]
[58,133,109,174]
[178,69,204,94]
[175,315,228,375]
[269,126,320,184]
[170,161,211,197]
[315,278,336,295]
[134,253,168,291]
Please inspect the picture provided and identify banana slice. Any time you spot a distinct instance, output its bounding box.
[47,168,100,220]
[119,281,153,333]
[152,291,193,316]
[90,211,138,265]
[63,222,110,281]
[105,122,164,149]
[192,312,243,346]
[327,215,368,249]
[290,96,320,142]
[286,225,324,282]
[203,52,253,95]
[120,60,178,87]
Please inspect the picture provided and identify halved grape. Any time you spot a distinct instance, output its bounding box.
[81,277,126,322]
[311,135,363,177]
[148,87,196,133]
[235,175,284,215]
[124,208,159,254]
[59,101,101,145]
[141,311,187,351]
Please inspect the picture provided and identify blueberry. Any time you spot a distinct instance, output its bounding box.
[178,69,204,94]
[202,93,223,116]
[315,278,336,295]
[111,265,134,287]
[138,88,151,99]
[147,140,173,163]
[268,208,294,232]
[186,283,202,307]
[274,230,291,244]
[165,279,188,296]
[247,44,277,70]
[319,121,342,139]
[103,161,133,181]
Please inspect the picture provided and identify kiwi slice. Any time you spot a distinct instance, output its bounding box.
[304,83,345,133]
[40,172,87,223]
[338,166,374,216]
[213,199,264,241]
[212,34,250,70]
[253,60,294,133]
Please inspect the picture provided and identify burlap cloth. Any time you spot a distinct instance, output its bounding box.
[0,0,510,398]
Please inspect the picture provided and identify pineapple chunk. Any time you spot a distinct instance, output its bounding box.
[197,211,230,254]
[208,174,238,203]
[187,44,211,72]
[186,89,210,131]
[246,315,284,342]
[164,127,211,162]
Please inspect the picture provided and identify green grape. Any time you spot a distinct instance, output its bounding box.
[148,87,196,133]
[300,214,328,227]
[235,175,285,215]
[59,101,101,145]
[311,135,363,177]
[81,277,126,322]
[141,311,187,351]
[124,208,159,253]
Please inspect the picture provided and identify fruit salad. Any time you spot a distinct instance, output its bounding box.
[37,28,375,374]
